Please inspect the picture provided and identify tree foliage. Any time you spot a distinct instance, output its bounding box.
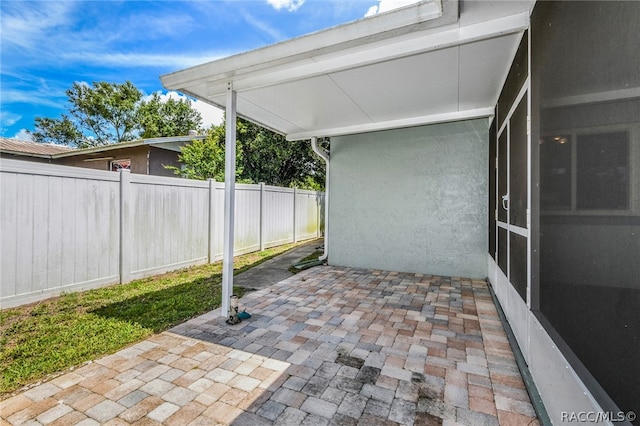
[136,93,202,139]
[165,125,243,181]
[29,115,84,147]
[236,120,325,189]
[67,81,142,145]
[28,81,202,148]
[168,118,326,190]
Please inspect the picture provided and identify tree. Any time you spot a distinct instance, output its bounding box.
[30,81,205,147]
[29,81,145,147]
[165,125,242,181]
[29,115,84,147]
[66,81,142,145]
[168,118,326,190]
[136,93,203,138]
[236,119,325,189]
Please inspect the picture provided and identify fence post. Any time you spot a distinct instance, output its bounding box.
[316,193,320,238]
[208,179,216,263]
[293,187,298,243]
[119,169,131,284]
[259,182,266,251]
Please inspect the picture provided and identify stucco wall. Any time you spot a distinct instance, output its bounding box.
[55,146,150,174]
[328,119,489,278]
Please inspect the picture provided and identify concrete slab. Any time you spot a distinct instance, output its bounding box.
[233,239,323,291]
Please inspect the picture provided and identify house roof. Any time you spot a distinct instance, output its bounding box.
[0,138,75,158]
[0,135,205,160]
[161,0,534,141]
[51,134,206,159]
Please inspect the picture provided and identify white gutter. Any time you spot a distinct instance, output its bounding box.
[311,137,329,261]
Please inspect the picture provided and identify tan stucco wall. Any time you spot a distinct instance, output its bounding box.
[54,146,150,174]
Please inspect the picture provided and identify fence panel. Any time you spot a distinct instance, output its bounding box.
[129,175,209,280]
[296,189,321,242]
[0,159,323,308]
[263,186,295,248]
[234,184,261,255]
[1,161,120,307]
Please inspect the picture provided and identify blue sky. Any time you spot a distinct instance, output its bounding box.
[1,0,416,141]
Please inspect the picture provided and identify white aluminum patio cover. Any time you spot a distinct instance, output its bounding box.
[161,0,533,141]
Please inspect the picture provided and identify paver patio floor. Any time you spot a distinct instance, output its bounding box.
[1,266,539,425]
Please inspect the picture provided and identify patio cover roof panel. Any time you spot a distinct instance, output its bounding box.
[161,0,533,140]
[329,47,460,123]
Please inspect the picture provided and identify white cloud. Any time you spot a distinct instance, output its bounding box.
[365,5,379,17]
[267,0,305,12]
[1,89,64,108]
[365,0,420,17]
[13,129,34,141]
[242,11,286,40]
[1,111,22,127]
[193,100,224,129]
[0,2,74,50]
[60,51,229,69]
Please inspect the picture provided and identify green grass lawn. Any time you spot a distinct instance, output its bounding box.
[0,241,307,397]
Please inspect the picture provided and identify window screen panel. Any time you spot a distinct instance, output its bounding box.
[576,131,629,210]
[509,233,527,302]
[509,97,528,228]
[498,131,508,223]
[498,33,528,130]
[498,226,508,276]
[533,0,640,416]
[540,135,571,210]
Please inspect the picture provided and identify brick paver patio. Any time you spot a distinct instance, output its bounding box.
[1,266,539,425]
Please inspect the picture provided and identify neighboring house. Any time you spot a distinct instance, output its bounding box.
[0,137,75,162]
[0,135,205,176]
[162,0,639,424]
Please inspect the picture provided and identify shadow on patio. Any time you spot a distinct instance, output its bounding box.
[1,266,539,425]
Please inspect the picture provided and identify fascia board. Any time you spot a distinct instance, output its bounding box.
[285,107,495,141]
[51,140,144,159]
[0,150,53,159]
[161,0,451,91]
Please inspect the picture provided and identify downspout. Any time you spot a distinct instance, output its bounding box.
[311,136,329,262]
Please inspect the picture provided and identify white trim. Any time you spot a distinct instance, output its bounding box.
[287,108,495,141]
[526,36,532,309]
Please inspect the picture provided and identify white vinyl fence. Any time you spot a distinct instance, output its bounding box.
[0,159,323,308]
